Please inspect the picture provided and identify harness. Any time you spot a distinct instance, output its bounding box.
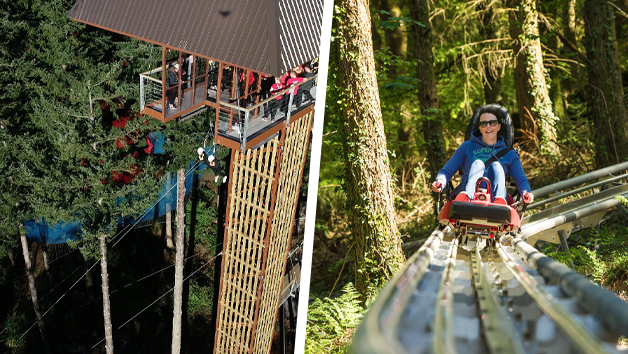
[484,147,513,169]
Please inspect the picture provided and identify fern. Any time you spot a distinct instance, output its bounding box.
[305,283,365,354]
[581,247,607,284]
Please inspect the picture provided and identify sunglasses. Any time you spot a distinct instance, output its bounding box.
[478,120,499,128]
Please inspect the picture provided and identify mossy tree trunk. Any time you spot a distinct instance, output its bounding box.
[506,0,560,155]
[583,0,628,168]
[334,0,405,302]
[408,0,446,205]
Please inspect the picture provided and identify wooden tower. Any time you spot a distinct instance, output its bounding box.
[215,108,313,353]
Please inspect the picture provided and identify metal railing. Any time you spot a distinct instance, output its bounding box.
[140,67,317,150]
[216,74,317,151]
[139,67,164,113]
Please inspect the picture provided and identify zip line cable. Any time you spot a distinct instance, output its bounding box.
[86,252,222,352]
[57,244,222,318]
[16,258,101,342]
[12,160,203,342]
[38,263,85,303]
[0,262,85,341]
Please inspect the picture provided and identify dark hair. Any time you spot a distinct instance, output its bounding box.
[476,105,507,125]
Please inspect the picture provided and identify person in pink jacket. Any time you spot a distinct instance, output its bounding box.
[286,70,304,109]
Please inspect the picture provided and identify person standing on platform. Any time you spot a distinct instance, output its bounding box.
[301,64,316,104]
[286,70,304,109]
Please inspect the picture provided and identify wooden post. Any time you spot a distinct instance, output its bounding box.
[100,234,114,354]
[215,62,223,134]
[229,67,237,130]
[191,55,196,106]
[162,46,167,122]
[20,231,52,354]
[177,51,182,113]
[171,168,186,354]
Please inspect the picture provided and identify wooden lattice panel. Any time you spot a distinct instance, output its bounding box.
[214,137,280,354]
[252,112,314,353]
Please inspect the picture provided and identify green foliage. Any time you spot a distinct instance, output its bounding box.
[185,185,219,248]
[2,313,26,352]
[539,214,628,292]
[616,195,628,208]
[187,279,213,319]
[305,283,365,354]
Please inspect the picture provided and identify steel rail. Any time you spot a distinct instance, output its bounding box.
[496,243,614,354]
[472,247,524,354]
[432,237,458,354]
[512,237,628,338]
[522,183,628,225]
[519,186,628,240]
[349,228,445,354]
[531,161,628,198]
[527,172,628,210]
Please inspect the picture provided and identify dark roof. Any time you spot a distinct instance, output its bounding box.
[69,0,323,76]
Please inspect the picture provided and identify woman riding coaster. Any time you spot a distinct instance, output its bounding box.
[431,105,534,205]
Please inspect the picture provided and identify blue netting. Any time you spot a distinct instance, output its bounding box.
[25,143,217,244]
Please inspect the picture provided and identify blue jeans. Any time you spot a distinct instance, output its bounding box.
[465,160,506,202]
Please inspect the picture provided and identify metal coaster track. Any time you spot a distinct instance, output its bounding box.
[351,161,628,354]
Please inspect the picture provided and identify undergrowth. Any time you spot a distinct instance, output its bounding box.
[305,283,365,354]
[538,209,628,297]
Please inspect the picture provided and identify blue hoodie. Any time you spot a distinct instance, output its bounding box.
[436,131,531,194]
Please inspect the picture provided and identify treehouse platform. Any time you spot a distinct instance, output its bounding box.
[69,0,322,152]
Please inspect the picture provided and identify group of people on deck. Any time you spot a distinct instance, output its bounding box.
[266,61,318,121]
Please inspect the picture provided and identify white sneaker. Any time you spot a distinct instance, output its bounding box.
[222,176,227,183]
[214,176,219,183]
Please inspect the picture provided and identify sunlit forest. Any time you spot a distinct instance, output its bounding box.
[307,0,628,351]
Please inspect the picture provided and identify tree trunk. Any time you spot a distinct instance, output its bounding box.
[561,0,580,95]
[100,234,114,354]
[477,0,503,105]
[408,0,446,201]
[376,0,408,78]
[542,1,565,120]
[166,173,174,249]
[506,0,560,155]
[20,232,52,354]
[171,168,185,354]
[334,0,405,302]
[583,0,628,168]
[84,257,95,301]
